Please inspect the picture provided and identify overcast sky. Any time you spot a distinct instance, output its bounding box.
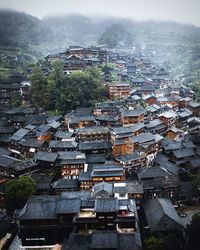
[0,0,200,26]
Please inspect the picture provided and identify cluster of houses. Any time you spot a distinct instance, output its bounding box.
[0,45,200,249]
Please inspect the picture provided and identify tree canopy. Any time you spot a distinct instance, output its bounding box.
[29,64,106,114]
[191,170,200,197]
[5,176,37,213]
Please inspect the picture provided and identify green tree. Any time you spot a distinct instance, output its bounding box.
[101,63,116,73]
[5,176,37,213]
[139,99,148,108]
[51,60,64,85]
[191,81,200,101]
[144,233,183,250]
[10,91,22,107]
[144,235,165,250]
[191,170,200,197]
[55,67,106,113]
[29,67,49,108]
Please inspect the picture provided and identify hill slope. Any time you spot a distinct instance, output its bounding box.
[0,10,200,80]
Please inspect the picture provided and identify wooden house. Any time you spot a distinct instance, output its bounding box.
[110,123,144,142]
[127,63,136,74]
[34,151,58,170]
[51,179,79,194]
[121,109,145,126]
[78,141,111,155]
[178,97,192,108]
[57,151,86,179]
[107,83,131,99]
[145,118,167,135]
[177,109,192,128]
[91,162,125,183]
[49,140,77,152]
[93,101,121,116]
[112,138,134,157]
[79,171,92,190]
[159,111,177,127]
[137,166,180,200]
[18,195,81,247]
[115,152,146,175]
[139,85,156,96]
[76,126,109,142]
[143,95,157,105]
[115,60,126,71]
[66,108,96,129]
[188,102,200,117]
[166,127,183,140]
[132,77,146,87]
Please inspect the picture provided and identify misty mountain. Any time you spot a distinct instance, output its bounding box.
[1,9,200,78]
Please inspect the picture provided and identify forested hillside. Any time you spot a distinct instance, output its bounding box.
[1,9,200,81]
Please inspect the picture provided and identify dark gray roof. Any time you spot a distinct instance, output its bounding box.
[0,147,11,156]
[153,153,179,174]
[189,102,200,108]
[31,173,53,190]
[178,110,192,118]
[117,152,145,163]
[36,124,51,133]
[121,109,145,117]
[61,191,91,200]
[55,131,74,139]
[46,115,62,123]
[0,155,18,168]
[12,160,38,172]
[58,151,85,160]
[131,133,155,144]
[145,119,164,129]
[118,233,142,250]
[132,77,145,83]
[79,141,111,151]
[172,148,195,159]
[10,128,30,141]
[79,171,92,181]
[143,198,184,231]
[140,85,156,91]
[49,140,77,149]
[52,178,78,189]
[95,198,119,213]
[86,154,106,164]
[92,182,113,196]
[126,181,144,194]
[19,195,57,220]
[163,140,183,151]
[159,111,177,119]
[34,151,58,162]
[90,231,118,249]
[56,198,81,214]
[137,166,169,179]
[68,115,95,124]
[77,126,109,134]
[27,114,48,125]
[62,231,142,250]
[188,158,200,169]
[111,123,144,135]
[92,164,123,177]
[0,126,15,134]
[18,138,46,148]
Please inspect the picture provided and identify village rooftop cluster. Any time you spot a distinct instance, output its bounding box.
[0,45,200,249]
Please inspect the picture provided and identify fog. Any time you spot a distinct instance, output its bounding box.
[0,0,200,26]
